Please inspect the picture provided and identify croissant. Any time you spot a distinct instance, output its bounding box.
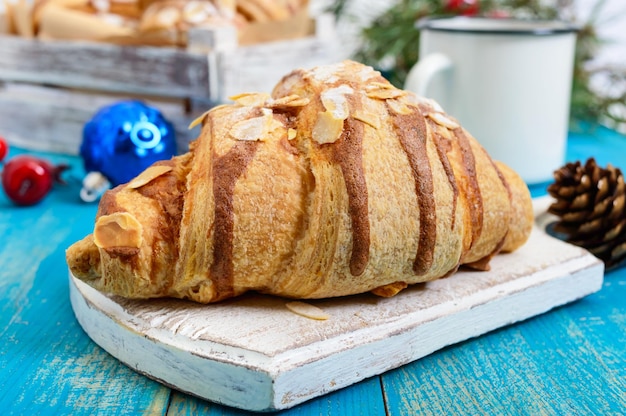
[66,60,533,303]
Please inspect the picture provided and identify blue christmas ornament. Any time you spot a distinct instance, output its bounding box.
[80,100,177,192]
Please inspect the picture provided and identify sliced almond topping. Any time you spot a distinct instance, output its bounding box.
[287,128,297,140]
[427,111,460,130]
[371,281,408,297]
[312,111,344,144]
[367,81,394,90]
[189,104,231,129]
[266,115,285,134]
[127,165,173,189]
[356,66,380,82]
[366,88,406,100]
[285,301,330,320]
[320,85,353,120]
[230,92,271,107]
[229,115,268,141]
[352,110,380,129]
[386,98,414,115]
[188,111,209,130]
[229,113,284,141]
[267,95,310,109]
[94,212,143,249]
[310,63,342,83]
[366,81,407,100]
[406,93,444,112]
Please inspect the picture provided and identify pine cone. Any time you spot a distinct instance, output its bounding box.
[547,158,626,271]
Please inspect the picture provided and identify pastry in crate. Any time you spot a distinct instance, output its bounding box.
[66,60,533,303]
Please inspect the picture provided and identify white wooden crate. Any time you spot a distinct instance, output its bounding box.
[0,14,340,154]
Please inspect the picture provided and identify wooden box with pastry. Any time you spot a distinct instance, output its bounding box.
[65,61,603,411]
[0,0,339,155]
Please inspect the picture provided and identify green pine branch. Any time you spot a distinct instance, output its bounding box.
[332,0,626,130]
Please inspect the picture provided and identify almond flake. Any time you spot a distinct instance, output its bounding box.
[356,66,380,82]
[287,128,297,140]
[406,93,444,112]
[371,282,408,297]
[427,112,460,130]
[320,85,353,120]
[312,111,344,144]
[352,110,380,129]
[367,81,394,90]
[188,111,209,129]
[229,113,284,141]
[285,301,330,320]
[386,98,414,115]
[229,115,267,141]
[94,212,143,249]
[230,92,271,107]
[128,165,173,189]
[366,88,406,100]
[310,62,343,83]
[267,95,310,109]
[189,104,232,129]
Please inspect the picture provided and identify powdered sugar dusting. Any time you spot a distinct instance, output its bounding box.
[321,84,354,120]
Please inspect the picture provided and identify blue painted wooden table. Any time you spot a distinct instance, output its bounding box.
[2,126,626,415]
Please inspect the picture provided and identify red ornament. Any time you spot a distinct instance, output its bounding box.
[445,0,480,16]
[1,155,68,206]
[0,136,8,162]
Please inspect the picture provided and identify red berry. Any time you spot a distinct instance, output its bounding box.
[445,0,480,16]
[0,137,8,162]
[1,155,55,205]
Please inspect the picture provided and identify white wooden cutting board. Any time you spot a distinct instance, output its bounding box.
[69,197,604,412]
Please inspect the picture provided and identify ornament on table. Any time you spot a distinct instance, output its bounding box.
[547,158,626,271]
[80,100,177,202]
[0,136,69,206]
[444,0,480,16]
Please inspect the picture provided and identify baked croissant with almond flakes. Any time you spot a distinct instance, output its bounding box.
[66,60,533,303]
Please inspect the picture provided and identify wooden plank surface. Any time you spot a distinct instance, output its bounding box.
[0,35,211,99]
[165,378,387,416]
[381,273,626,415]
[0,15,339,104]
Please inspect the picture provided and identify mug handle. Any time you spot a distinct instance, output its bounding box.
[403,52,453,97]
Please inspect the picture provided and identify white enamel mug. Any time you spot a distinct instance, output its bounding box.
[404,17,579,184]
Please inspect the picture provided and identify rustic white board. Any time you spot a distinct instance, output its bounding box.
[69,197,604,412]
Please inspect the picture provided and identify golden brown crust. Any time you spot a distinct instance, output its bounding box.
[66,60,534,303]
[66,235,101,280]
